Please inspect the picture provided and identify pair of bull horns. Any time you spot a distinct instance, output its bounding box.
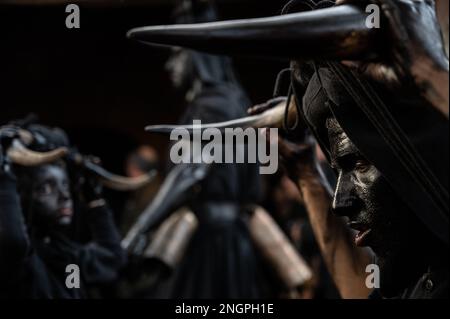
[3,128,69,167]
[68,152,157,192]
[7,139,68,167]
[127,4,379,61]
[146,98,295,134]
[3,127,157,192]
[11,146,157,192]
[82,159,157,192]
[99,171,157,192]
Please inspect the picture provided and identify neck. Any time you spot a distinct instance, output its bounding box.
[32,221,68,240]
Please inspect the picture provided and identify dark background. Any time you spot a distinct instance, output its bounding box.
[0,0,290,174]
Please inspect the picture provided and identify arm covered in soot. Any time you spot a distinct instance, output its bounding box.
[0,146,30,285]
[76,174,127,284]
[270,132,374,299]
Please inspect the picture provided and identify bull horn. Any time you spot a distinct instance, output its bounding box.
[146,99,296,134]
[127,4,379,60]
[82,160,157,192]
[7,139,68,167]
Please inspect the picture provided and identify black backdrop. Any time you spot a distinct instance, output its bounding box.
[0,0,288,173]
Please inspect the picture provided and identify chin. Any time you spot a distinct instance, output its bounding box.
[58,216,73,226]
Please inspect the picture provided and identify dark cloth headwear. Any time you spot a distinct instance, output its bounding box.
[172,0,239,85]
[298,65,449,244]
[8,115,70,152]
[172,0,217,24]
[26,124,70,152]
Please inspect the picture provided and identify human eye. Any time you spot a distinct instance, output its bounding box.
[37,182,54,196]
[354,159,371,174]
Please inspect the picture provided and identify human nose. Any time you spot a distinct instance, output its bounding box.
[332,171,358,217]
[58,184,71,203]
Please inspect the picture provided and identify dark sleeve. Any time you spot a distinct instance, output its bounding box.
[368,289,383,299]
[77,204,127,285]
[0,170,30,285]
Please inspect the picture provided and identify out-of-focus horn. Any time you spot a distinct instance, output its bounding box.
[146,99,296,134]
[7,139,68,167]
[143,208,198,272]
[249,206,313,289]
[128,4,379,60]
[82,160,157,192]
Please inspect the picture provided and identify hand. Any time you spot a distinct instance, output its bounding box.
[0,126,19,171]
[0,126,19,148]
[77,157,104,205]
[250,98,318,181]
[247,97,288,115]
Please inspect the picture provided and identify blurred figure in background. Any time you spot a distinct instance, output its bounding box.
[0,123,126,299]
[140,0,271,298]
[121,145,162,236]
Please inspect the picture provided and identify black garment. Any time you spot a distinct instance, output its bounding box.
[369,264,449,299]
[0,171,126,299]
[178,83,261,204]
[148,0,268,299]
[157,202,268,299]
[0,170,29,296]
[160,82,268,298]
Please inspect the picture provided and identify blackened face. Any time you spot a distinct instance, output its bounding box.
[31,165,74,227]
[327,118,428,296]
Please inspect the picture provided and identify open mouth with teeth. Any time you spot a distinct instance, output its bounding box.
[348,221,372,247]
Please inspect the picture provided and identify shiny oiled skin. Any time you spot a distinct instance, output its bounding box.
[327,118,444,297]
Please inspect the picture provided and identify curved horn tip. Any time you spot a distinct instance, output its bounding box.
[127,27,150,40]
[126,29,136,39]
[145,126,162,132]
[124,5,376,60]
[7,141,69,167]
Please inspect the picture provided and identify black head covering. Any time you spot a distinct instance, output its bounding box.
[25,124,70,152]
[8,115,69,152]
[299,65,449,244]
[171,0,239,86]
